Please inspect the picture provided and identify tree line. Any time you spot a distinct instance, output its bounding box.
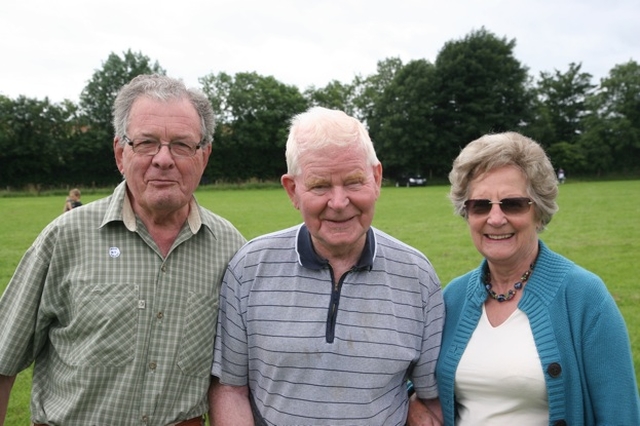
[1,27,638,190]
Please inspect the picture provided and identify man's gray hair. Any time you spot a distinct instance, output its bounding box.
[285,107,380,176]
[112,74,215,145]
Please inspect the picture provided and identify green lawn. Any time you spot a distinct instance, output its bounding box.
[1,180,639,423]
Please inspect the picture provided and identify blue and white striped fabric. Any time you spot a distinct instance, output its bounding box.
[213,224,444,425]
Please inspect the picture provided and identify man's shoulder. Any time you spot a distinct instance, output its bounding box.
[225,225,301,275]
[241,225,299,252]
[443,269,478,299]
[230,225,299,260]
[199,206,243,234]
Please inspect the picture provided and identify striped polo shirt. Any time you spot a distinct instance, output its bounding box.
[212,224,444,425]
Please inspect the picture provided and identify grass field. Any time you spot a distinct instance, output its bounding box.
[1,180,639,423]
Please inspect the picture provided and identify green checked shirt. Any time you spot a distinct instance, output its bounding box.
[0,181,246,426]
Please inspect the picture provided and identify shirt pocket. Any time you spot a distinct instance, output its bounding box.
[177,291,218,377]
[69,282,137,366]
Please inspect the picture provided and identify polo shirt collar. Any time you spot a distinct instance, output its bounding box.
[295,223,375,271]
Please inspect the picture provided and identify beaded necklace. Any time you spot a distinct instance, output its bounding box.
[484,264,534,302]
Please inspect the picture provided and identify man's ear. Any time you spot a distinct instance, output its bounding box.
[281,174,299,209]
[373,162,383,187]
[373,163,383,199]
[200,143,212,168]
[114,137,125,174]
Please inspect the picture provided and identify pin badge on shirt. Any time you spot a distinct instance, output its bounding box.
[109,247,121,258]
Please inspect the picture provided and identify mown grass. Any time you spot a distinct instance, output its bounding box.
[1,180,639,423]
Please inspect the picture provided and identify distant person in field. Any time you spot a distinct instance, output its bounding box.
[63,187,82,212]
[557,168,566,184]
[0,74,245,425]
[209,106,445,425]
[410,132,639,425]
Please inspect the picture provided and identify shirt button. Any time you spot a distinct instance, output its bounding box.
[161,265,167,272]
[157,311,164,319]
[149,362,157,370]
[141,415,149,424]
[547,362,562,377]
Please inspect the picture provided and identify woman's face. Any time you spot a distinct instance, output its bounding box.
[466,165,541,270]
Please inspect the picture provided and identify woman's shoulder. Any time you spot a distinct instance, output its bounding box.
[444,268,480,298]
[539,243,608,296]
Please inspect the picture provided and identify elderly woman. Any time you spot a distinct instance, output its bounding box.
[433,132,639,425]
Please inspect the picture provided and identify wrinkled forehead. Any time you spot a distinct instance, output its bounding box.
[298,142,367,166]
[298,154,378,192]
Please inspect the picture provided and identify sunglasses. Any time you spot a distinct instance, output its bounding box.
[464,197,533,216]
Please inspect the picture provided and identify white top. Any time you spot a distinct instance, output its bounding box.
[455,305,548,425]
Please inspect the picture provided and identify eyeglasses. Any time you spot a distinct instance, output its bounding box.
[464,197,533,216]
[123,135,203,158]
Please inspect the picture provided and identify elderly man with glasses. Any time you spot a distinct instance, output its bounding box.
[0,74,246,426]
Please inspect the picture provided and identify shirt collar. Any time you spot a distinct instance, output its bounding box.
[295,223,375,271]
[102,180,202,234]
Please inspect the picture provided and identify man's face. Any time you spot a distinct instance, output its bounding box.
[114,96,211,218]
[282,144,382,260]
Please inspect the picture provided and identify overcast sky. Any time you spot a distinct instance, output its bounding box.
[1,0,638,103]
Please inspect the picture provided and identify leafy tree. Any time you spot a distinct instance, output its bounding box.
[0,96,74,189]
[431,28,532,176]
[368,59,437,179]
[304,80,356,114]
[545,141,587,173]
[78,50,165,185]
[57,100,120,186]
[529,62,595,146]
[351,57,404,125]
[0,95,13,186]
[580,60,640,174]
[200,71,308,181]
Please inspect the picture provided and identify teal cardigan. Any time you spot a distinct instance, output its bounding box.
[436,240,640,425]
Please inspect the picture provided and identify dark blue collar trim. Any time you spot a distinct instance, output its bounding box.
[296,224,375,271]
